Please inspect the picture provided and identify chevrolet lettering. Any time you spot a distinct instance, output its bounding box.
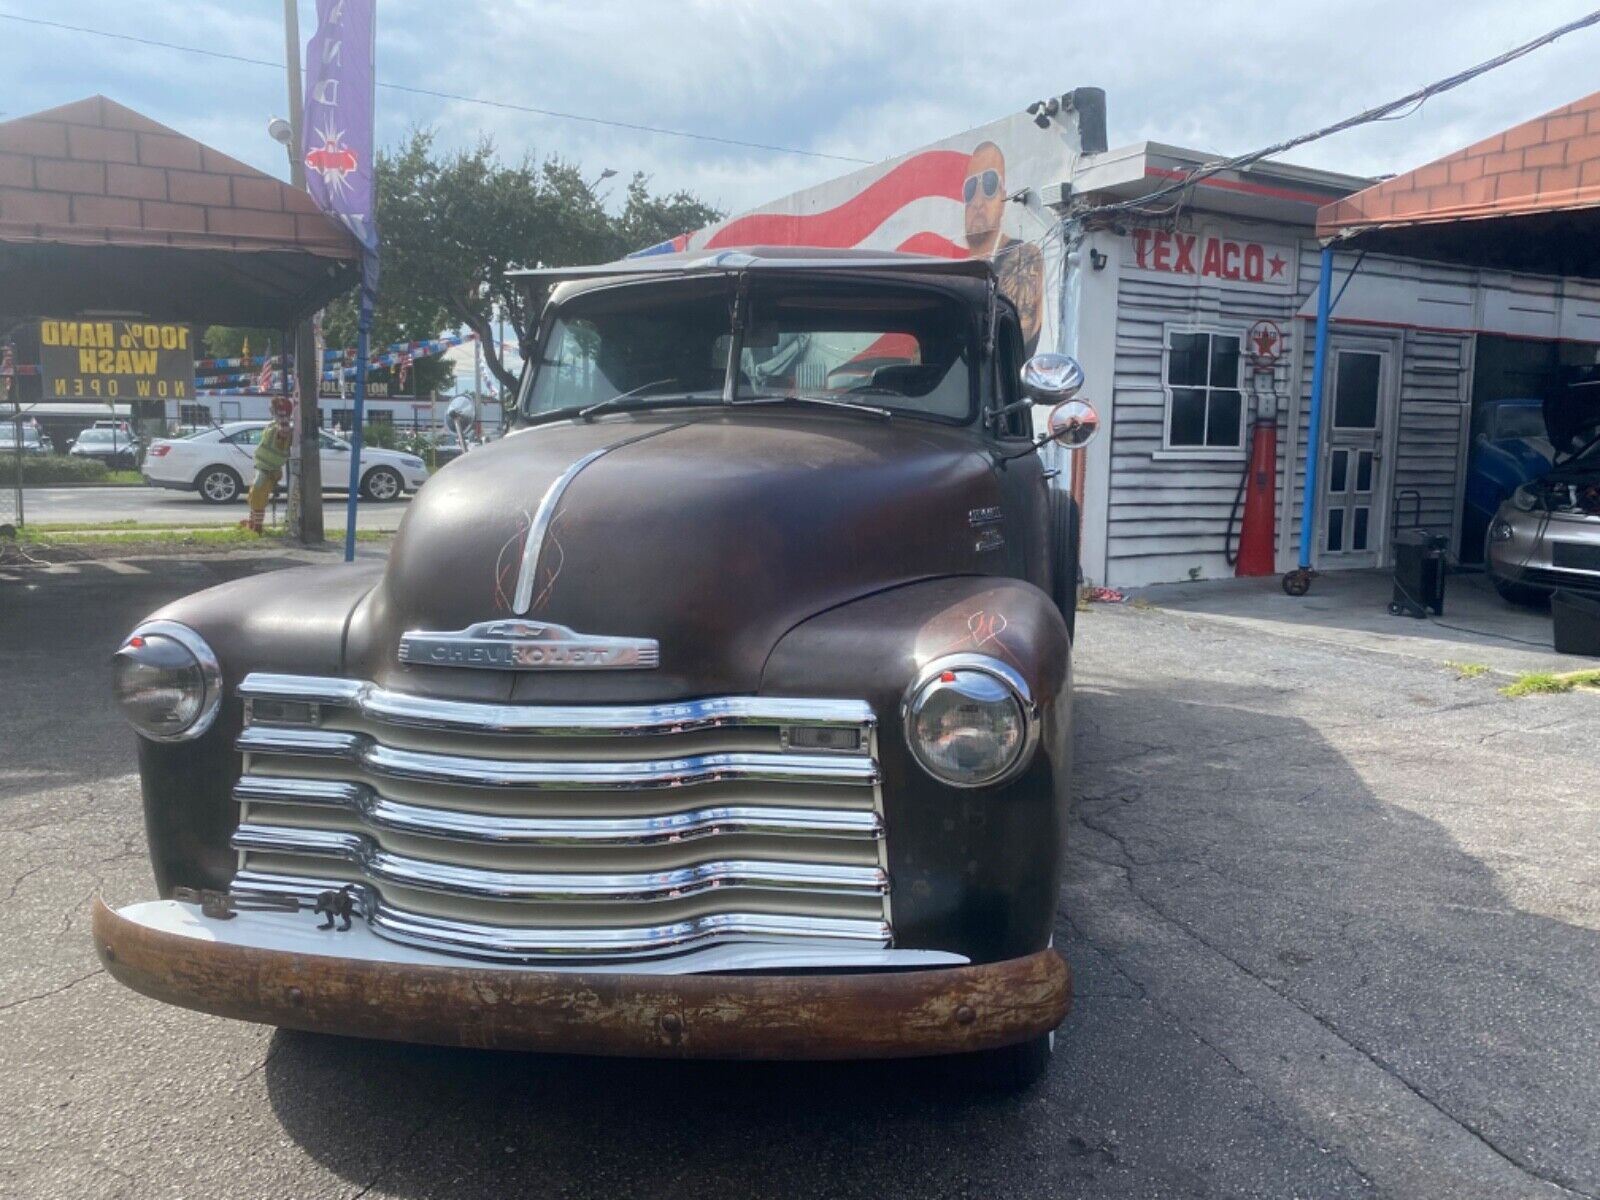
[99,248,1101,1089]
[398,620,661,670]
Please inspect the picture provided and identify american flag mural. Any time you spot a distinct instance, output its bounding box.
[635,112,1077,356]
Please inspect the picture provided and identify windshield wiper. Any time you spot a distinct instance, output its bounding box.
[729,393,893,420]
[578,377,685,421]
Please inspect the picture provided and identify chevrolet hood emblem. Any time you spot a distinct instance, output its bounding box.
[398,619,659,671]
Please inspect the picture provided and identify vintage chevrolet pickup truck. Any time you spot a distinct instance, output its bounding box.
[95,247,1099,1088]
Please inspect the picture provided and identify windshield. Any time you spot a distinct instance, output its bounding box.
[1494,404,1547,442]
[739,286,975,419]
[526,283,732,418]
[523,277,977,422]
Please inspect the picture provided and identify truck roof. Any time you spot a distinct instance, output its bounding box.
[509,245,998,288]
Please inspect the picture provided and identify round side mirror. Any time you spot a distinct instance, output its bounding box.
[1020,353,1084,404]
[1046,399,1099,449]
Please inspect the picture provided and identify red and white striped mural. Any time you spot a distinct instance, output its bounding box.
[640,113,1078,356]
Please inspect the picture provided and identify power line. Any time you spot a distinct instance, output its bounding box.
[1087,6,1600,220]
[0,11,873,166]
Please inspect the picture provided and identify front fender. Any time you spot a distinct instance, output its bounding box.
[761,575,1072,963]
[131,562,384,894]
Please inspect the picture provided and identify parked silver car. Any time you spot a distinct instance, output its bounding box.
[1486,395,1600,604]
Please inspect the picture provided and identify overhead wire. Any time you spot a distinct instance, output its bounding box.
[1083,6,1600,222]
[0,10,873,166]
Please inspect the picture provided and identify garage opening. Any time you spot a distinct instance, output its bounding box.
[1461,336,1600,563]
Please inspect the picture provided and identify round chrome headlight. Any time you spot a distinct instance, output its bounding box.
[111,621,222,742]
[903,655,1039,788]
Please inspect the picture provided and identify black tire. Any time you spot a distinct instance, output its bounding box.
[195,464,242,504]
[1489,571,1548,607]
[949,1033,1054,1091]
[361,466,404,503]
[1485,530,1548,607]
[1049,489,1081,642]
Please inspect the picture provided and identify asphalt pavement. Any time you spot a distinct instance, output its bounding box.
[1,557,1596,1199]
[18,485,410,530]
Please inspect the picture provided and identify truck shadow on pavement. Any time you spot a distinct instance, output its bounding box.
[258,673,1600,1200]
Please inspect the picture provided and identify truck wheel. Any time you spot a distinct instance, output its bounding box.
[1049,490,1081,641]
[196,465,242,504]
[950,1033,1054,1091]
[362,466,403,502]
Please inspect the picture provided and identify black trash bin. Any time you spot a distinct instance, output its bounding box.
[1389,529,1448,618]
[1552,590,1600,657]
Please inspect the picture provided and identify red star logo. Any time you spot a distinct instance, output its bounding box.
[1268,253,1287,277]
[1251,327,1278,358]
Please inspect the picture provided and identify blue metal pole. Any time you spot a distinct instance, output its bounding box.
[1298,245,1335,571]
[343,319,369,562]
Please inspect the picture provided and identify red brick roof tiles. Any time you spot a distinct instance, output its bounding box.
[1318,91,1600,236]
[0,95,355,260]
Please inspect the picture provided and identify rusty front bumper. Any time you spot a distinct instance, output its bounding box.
[91,897,1071,1059]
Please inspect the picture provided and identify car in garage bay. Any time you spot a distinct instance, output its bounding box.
[141,421,430,503]
[1486,392,1600,602]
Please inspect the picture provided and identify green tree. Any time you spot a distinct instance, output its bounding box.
[338,130,720,395]
[213,132,720,399]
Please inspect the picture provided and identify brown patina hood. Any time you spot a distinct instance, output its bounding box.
[351,409,1005,702]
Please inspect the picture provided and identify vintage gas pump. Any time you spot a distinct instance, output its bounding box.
[1231,320,1283,577]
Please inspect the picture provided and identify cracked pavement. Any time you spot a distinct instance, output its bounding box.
[1,562,1596,1199]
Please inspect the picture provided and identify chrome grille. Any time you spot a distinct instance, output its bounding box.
[232,674,889,963]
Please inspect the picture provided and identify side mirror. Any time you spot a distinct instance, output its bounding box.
[1046,399,1099,449]
[1020,353,1084,404]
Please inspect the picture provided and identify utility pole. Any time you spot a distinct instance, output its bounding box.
[283,0,324,543]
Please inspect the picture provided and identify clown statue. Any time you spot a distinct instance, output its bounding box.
[242,394,295,534]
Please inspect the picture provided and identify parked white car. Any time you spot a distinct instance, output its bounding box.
[142,422,430,504]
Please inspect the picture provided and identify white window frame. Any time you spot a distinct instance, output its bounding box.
[1158,324,1247,458]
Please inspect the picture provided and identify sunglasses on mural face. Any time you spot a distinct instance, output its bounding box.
[963,169,1001,204]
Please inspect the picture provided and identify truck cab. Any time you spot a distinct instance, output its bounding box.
[97,248,1098,1088]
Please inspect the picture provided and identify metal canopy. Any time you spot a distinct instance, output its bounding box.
[0,96,359,327]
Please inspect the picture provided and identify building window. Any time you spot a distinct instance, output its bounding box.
[179,403,211,427]
[1164,329,1243,449]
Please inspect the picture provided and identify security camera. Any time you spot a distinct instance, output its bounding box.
[267,116,293,145]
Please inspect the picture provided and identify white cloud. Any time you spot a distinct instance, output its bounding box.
[8,0,1600,218]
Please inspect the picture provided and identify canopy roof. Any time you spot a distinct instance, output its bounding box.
[1317,91,1600,278]
[0,96,358,327]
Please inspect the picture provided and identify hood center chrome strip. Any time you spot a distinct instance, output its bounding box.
[510,422,691,615]
[512,446,611,615]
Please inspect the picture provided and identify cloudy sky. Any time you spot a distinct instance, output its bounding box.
[9,1,1600,218]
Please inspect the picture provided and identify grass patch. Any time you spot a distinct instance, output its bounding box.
[102,470,144,485]
[1500,669,1600,698]
[1445,661,1489,679]
[13,524,390,548]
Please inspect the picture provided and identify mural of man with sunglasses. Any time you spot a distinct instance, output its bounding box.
[963,141,1044,354]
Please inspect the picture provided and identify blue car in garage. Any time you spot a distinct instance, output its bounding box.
[1462,398,1553,563]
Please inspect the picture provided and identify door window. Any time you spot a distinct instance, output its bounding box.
[223,427,263,446]
[1333,352,1381,429]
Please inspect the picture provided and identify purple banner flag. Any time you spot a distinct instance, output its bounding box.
[302,0,379,319]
